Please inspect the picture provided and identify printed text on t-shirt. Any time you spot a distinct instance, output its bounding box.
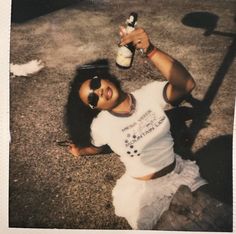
[122,110,166,155]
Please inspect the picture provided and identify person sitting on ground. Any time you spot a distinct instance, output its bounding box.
[65,27,207,230]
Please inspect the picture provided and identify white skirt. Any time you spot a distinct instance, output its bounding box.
[112,155,207,230]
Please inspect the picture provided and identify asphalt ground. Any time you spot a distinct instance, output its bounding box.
[8,0,235,231]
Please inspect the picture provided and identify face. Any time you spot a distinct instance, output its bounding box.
[79,76,121,110]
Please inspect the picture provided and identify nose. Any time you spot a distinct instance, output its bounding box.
[94,87,103,97]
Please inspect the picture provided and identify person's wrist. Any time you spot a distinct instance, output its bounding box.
[147,47,158,59]
[145,42,158,59]
[145,42,155,55]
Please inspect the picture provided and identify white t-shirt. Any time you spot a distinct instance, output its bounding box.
[91,81,175,177]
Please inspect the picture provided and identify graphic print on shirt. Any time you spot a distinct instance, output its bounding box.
[122,110,166,157]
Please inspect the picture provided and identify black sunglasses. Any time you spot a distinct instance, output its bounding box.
[88,76,101,109]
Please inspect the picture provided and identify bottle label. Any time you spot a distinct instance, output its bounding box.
[116,46,132,67]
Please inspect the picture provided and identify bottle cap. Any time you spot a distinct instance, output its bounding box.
[126,12,138,27]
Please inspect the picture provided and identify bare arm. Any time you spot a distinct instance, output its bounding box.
[147,47,195,104]
[68,144,105,157]
[119,27,196,104]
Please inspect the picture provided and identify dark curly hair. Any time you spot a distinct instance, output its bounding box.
[64,59,122,147]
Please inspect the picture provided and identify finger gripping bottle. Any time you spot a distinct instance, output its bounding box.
[116,12,138,69]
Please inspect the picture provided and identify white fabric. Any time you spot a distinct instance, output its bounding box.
[91,81,175,177]
[112,155,207,230]
[10,60,44,77]
[90,81,207,229]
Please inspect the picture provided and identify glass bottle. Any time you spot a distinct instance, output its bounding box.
[116,12,138,69]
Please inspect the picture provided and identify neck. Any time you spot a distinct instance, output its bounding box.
[109,93,136,117]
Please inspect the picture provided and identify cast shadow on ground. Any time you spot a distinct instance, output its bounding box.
[167,105,232,205]
[11,0,77,23]
[181,11,235,147]
[164,11,235,205]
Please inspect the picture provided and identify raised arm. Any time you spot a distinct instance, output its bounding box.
[119,27,196,105]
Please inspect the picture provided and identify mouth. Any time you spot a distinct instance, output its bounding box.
[105,87,113,100]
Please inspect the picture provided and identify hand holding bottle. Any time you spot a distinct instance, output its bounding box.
[119,27,151,53]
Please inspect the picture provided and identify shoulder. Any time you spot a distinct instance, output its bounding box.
[133,81,169,108]
[90,112,108,147]
[135,81,168,93]
[91,111,108,131]
[134,81,168,99]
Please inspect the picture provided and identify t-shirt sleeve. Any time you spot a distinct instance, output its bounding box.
[140,81,169,109]
[90,117,107,147]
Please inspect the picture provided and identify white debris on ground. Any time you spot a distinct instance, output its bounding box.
[10,59,45,77]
